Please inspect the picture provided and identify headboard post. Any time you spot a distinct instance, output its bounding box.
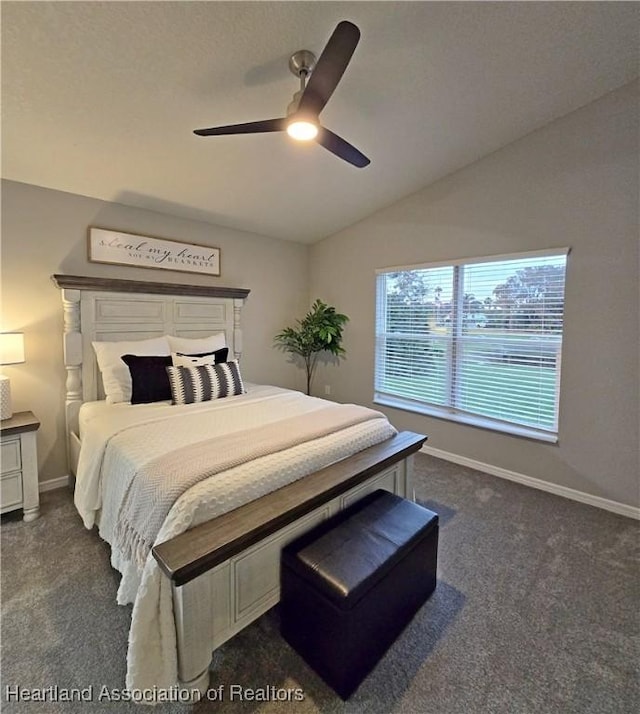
[61,288,83,443]
[233,298,244,361]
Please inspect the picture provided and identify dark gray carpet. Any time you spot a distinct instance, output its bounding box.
[1,453,638,713]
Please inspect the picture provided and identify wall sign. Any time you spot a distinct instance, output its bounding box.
[88,228,221,276]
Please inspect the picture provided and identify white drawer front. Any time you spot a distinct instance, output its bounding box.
[1,438,21,475]
[1,472,23,510]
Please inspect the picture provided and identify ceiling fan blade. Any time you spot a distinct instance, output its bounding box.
[298,21,360,117]
[316,127,370,168]
[194,118,287,136]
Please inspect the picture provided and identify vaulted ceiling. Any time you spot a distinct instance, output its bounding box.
[2,2,638,243]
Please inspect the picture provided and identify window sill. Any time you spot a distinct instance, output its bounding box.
[373,394,558,444]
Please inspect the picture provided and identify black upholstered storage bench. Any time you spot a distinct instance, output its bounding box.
[280,489,439,699]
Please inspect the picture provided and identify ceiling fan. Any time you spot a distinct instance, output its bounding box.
[193,21,370,168]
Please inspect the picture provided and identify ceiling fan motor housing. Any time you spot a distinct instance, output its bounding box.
[287,90,304,117]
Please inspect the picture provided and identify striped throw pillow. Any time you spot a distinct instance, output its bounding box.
[166,360,245,405]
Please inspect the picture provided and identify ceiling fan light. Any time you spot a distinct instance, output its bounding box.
[286,120,318,141]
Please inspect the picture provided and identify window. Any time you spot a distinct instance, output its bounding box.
[374,249,569,442]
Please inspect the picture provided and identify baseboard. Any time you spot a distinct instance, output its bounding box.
[420,445,640,520]
[39,475,70,493]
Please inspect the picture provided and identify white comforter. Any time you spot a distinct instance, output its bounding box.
[74,384,396,693]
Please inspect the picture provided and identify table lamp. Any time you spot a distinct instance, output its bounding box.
[0,333,25,420]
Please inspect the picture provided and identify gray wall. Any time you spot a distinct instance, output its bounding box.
[310,81,639,508]
[2,82,638,509]
[0,180,309,482]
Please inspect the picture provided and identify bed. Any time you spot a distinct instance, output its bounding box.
[52,274,427,697]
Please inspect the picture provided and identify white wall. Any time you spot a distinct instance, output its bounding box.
[0,181,309,483]
[310,82,639,509]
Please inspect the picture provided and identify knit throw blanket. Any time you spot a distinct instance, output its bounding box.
[114,403,386,567]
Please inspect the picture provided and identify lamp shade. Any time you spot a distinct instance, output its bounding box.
[0,333,25,365]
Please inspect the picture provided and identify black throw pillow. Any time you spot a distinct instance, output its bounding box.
[121,355,173,404]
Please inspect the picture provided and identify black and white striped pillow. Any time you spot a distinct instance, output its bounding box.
[166,360,245,405]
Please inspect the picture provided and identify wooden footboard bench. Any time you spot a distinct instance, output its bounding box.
[152,431,427,693]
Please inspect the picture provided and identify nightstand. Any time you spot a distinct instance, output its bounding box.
[1,411,40,521]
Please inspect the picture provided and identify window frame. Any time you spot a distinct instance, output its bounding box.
[374,248,570,443]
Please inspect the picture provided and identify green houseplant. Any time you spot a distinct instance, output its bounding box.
[274,299,349,395]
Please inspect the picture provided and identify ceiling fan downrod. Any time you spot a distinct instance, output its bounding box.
[287,50,316,115]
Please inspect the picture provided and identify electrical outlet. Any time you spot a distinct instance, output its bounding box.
[324,385,331,395]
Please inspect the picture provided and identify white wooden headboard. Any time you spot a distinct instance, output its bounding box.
[52,275,250,472]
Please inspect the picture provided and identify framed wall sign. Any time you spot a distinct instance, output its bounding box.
[88,228,221,276]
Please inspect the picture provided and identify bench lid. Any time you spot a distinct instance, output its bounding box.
[282,490,438,610]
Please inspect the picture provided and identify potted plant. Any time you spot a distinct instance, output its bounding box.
[274,299,349,395]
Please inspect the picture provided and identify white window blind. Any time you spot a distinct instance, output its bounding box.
[374,250,568,440]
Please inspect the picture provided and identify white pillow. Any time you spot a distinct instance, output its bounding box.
[92,336,170,403]
[171,352,217,367]
[167,333,226,353]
